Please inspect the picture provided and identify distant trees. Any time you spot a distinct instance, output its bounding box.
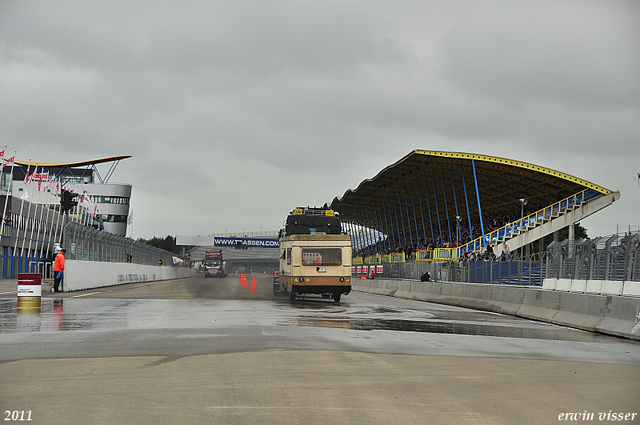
[137,235,181,254]
[541,222,588,251]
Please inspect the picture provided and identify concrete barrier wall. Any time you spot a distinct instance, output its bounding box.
[543,278,638,298]
[353,278,640,341]
[623,281,640,297]
[64,260,197,291]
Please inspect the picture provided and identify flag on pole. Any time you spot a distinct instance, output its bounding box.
[1,155,15,171]
[52,181,60,197]
[82,193,93,210]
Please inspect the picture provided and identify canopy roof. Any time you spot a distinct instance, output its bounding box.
[13,155,132,168]
[329,150,612,234]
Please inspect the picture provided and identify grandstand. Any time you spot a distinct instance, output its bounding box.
[329,150,620,265]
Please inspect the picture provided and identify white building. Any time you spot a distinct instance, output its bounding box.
[9,156,132,236]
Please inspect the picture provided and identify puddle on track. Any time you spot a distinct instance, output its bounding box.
[290,316,608,342]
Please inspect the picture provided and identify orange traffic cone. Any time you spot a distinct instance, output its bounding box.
[249,275,257,293]
[240,274,247,287]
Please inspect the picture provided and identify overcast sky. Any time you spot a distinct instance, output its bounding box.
[1,0,638,240]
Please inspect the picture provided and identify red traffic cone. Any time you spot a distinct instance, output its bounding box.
[249,275,257,293]
[240,274,247,287]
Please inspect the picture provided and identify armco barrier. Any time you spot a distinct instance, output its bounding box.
[352,278,640,341]
[64,260,197,292]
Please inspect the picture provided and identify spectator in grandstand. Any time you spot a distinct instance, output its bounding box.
[486,244,495,261]
[618,243,626,257]
[459,250,468,262]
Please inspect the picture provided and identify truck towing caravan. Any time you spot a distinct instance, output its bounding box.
[275,207,352,303]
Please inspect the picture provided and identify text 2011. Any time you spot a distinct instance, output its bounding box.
[4,411,32,421]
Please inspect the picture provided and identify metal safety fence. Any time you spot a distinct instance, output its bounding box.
[355,231,640,286]
[62,221,184,267]
[545,232,639,282]
[359,256,547,286]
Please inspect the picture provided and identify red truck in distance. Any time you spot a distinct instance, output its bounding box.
[203,250,225,278]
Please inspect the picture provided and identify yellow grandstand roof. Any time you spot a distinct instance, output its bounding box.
[13,155,131,168]
[329,150,612,227]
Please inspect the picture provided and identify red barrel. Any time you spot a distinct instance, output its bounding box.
[17,273,42,311]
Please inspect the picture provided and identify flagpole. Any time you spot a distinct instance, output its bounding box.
[0,149,13,243]
[50,181,64,257]
[39,177,54,259]
[34,172,51,261]
[45,179,61,260]
[32,170,45,260]
[25,166,40,268]
[0,147,6,211]
[14,160,31,273]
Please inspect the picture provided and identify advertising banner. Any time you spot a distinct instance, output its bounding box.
[214,237,280,248]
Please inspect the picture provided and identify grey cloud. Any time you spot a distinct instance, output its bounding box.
[1,0,638,238]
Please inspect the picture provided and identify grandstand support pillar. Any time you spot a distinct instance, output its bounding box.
[382,199,393,251]
[432,177,443,246]
[404,189,414,249]
[461,164,473,242]
[410,187,420,247]
[396,193,406,247]
[416,185,428,247]
[423,181,435,245]
[471,159,485,247]
[386,198,398,251]
[440,174,452,246]
[376,203,387,253]
[369,206,382,254]
[358,211,367,255]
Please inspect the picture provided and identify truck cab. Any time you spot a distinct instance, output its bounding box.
[203,250,225,278]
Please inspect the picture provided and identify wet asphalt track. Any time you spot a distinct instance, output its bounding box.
[0,275,639,425]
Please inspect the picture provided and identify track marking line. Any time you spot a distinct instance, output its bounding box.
[69,292,102,298]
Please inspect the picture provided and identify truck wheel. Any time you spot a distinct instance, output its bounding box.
[334,293,341,303]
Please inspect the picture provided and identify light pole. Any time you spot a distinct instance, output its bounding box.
[519,198,528,220]
[456,216,462,246]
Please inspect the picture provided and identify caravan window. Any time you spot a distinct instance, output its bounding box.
[301,248,342,266]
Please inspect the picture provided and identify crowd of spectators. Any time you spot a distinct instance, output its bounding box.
[351,203,539,259]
